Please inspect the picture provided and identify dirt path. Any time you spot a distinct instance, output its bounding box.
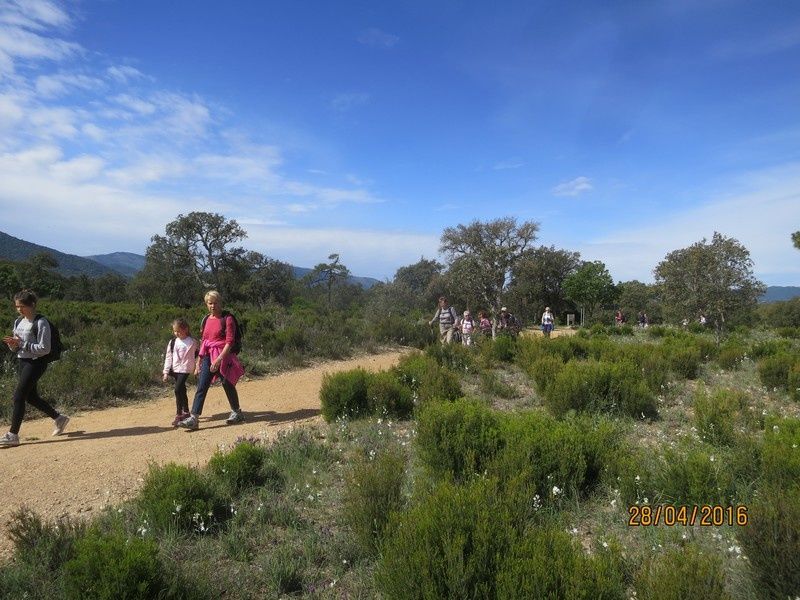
[0,351,406,560]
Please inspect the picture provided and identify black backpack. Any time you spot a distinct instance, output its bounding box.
[200,311,242,354]
[14,315,63,363]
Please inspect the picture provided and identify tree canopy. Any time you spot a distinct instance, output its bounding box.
[562,261,616,321]
[439,217,539,314]
[654,232,765,333]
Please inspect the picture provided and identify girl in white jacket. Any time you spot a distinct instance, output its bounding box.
[163,318,199,427]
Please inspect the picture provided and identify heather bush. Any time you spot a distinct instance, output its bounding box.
[489,334,516,362]
[738,484,800,600]
[367,370,414,418]
[693,388,746,446]
[716,340,747,370]
[479,370,520,399]
[416,398,505,482]
[342,444,406,555]
[757,353,797,391]
[527,355,565,394]
[207,440,275,496]
[776,326,800,339]
[376,478,514,599]
[137,463,228,534]
[7,508,86,573]
[761,417,800,487]
[320,368,373,421]
[634,544,730,600]
[790,362,800,401]
[425,341,477,372]
[62,528,168,600]
[496,527,625,599]
[750,338,792,359]
[543,359,657,418]
[394,352,462,405]
[651,443,735,505]
[661,344,702,379]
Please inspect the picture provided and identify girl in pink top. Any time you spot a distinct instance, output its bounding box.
[163,318,199,427]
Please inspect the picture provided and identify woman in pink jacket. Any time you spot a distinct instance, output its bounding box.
[178,291,245,431]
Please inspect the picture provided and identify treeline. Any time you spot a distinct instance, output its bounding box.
[1,213,797,333]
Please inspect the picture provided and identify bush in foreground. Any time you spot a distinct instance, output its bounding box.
[634,544,731,600]
[320,368,372,421]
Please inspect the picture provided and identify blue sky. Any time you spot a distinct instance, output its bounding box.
[0,0,799,284]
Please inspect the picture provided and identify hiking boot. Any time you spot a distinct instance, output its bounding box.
[178,414,199,430]
[0,432,20,447]
[225,410,245,425]
[52,415,70,436]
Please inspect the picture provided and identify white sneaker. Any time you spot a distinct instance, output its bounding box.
[177,414,199,430]
[0,432,20,447]
[53,415,70,436]
[225,410,245,425]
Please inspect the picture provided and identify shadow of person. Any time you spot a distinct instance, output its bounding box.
[205,407,320,425]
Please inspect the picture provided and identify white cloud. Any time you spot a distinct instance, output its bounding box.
[552,176,593,197]
[106,65,145,84]
[580,163,800,284]
[492,159,524,170]
[36,72,102,97]
[111,93,156,115]
[331,92,370,112]
[357,27,399,48]
[49,154,105,182]
[0,0,71,31]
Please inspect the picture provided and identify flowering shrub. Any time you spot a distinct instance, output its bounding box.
[320,368,373,421]
[208,440,275,496]
[634,544,730,600]
[394,353,462,405]
[693,388,747,446]
[716,341,747,370]
[367,371,414,419]
[757,353,798,391]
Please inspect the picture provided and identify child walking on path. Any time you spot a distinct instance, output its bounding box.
[163,318,199,427]
[1,290,69,447]
[178,291,245,431]
[461,311,475,345]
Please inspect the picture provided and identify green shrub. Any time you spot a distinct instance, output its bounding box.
[738,484,800,600]
[207,440,272,496]
[376,478,514,599]
[750,338,792,359]
[647,325,668,338]
[367,370,414,419]
[544,360,657,418]
[496,527,625,599]
[761,417,800,487]
[416,398,505,482]
[320,368,373,421]
[790,363,800,402]
[8,508,86,572]
[652,444,734,505]
[267,427,333,483]
[492,413,623,508]
[137,463,227,534]
[590,323,609,336]
[342,445,406,555]
[717,341,747,370]
[662,344,702,379]
[609,324,634,336]
[693,388,745,446]
[776,326,800,339]
[62,528,166,600]
[757,353,797,390]
[616,344,671,394]
[527,355,565,395]
[395,353,462,405]
[490,335,516,362]
[425,342,477,372]
[634,544,730,600]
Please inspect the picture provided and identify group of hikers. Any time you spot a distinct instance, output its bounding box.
[2,288,246,448]
[428,296,557,344]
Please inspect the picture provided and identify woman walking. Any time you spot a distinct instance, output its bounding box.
[178,291,245,430]
[1,290,69,447]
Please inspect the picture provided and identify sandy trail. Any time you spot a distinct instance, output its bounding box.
[0,351,405,560]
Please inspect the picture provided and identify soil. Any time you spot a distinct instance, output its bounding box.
[0,351,406,560]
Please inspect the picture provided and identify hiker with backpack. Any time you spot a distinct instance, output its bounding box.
[162,318,199,427]
[1,289,69,447]
[429,296,459,344]
[178,290,245,431]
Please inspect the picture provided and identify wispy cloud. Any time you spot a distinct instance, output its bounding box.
[357,27,399,48]
[579,163,800,284]
[492,159,524,170]
[330,92,370,111]
[552,176,592,197]
[0,1,385,257]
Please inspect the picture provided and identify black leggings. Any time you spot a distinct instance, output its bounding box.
[11,359,59,435]
[173,372,190,414]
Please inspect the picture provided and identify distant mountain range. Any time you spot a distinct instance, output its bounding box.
[760,286,800,303]
[0,230,381,288]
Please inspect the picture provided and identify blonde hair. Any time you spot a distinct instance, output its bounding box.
[204,290,222,303]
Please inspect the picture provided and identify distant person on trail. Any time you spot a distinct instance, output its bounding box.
[1,289,69,448]
[699,313,707,326]
[478,311,492,336]
[163,318,199,427]
[429,296,459,344]
[178,291,245,431]
[496,307,519,337]
[615,309,625,327]
[541,306,555,338]
[637,312,646,328]
[460,311,475,346]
